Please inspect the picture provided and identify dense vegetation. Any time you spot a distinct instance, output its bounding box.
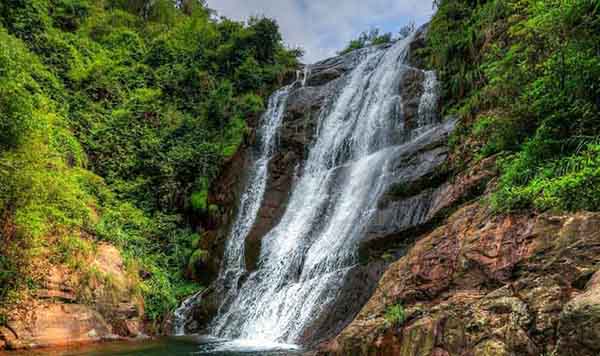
[0,0,299,327]
[427,0,600,212]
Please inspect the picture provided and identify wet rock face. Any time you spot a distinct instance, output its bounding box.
[243,49,371,272]
[243,85,328,271]
[319,206,600,356]
[242,42,445,273]
[400,68,426,129]
[203,148,253,285]
[298,262,388,347]
[201,32,459,341]
[361,155,497,260]
[206,33,447,284]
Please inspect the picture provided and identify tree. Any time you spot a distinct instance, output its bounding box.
[338,28,393,55]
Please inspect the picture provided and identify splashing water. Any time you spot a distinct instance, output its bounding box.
[207,34,443,344]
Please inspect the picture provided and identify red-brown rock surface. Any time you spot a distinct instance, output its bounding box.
[0,244,144,350]
[319,204,600,356]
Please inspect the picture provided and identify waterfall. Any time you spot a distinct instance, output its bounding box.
[173,289,203,336]
[418,70,440,128]
[205,33,443,345]
[173,82,294,335]
[220,85,291,276]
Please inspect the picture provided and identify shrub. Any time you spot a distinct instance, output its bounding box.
[428,0,600,212]
[384,303,406,327]
[338,28,393,55]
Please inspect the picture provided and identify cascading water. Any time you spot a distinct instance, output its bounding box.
[418,70,440,128]
[173,81,294,336]
[202,32,444,346]
[219,84,292,280]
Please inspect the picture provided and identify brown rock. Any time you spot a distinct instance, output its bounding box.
[0,326,17,347]
[37,266,77,302]
[35,289,77,302]
[94,244,126,283]
[6,303,113,349]
[557,271,600,355]
[2,242,145,350]
[113,318,143,337]
[321,206,600,356]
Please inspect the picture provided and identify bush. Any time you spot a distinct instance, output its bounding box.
[338,28,393,55]
[51,0,91,31]
[0,0,51,42]
[384,303,406,327]
[428,0,600,213]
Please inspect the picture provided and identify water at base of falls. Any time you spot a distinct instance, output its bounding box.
[176,30,443,349]
[12,337,302,356]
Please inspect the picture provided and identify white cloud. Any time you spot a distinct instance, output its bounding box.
[206,0,435,63]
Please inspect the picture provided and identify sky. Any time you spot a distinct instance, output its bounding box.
[205,0,436,63]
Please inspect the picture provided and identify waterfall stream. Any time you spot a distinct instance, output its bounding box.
[175,32,443,348]
[173,83,293,337]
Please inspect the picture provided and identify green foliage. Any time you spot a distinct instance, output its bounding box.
[338,28,393,55]
[54,234,94,268]
[51,0,91,31]
[384,303,406,327]
[492,143,600,212]
[471,114,525,159]
[0,0,299,325]
[0,0,51,42]
[429,0,600,212]
[235,56,264,92]
[191,178,210,212]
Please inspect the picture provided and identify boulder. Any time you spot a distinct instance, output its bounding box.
[5,303,113,350]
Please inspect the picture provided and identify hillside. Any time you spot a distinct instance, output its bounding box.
[0,0,299,348]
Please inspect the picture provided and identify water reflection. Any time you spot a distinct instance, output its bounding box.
[8,336,302,356]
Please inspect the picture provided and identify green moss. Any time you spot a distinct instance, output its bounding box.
[385,303,406,327]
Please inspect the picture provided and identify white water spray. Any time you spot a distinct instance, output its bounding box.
[207,34,443,344]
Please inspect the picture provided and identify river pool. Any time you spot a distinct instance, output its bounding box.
[7,336,303,356]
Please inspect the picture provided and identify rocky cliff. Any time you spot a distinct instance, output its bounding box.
[198,26,600,355]
[303,31,600,356]
[0,244,145,350]
[186,27,479,343]
[317,203,600,356]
